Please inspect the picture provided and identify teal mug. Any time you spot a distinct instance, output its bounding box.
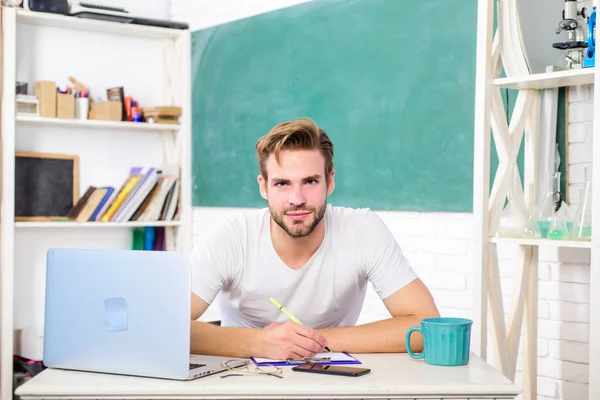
[406,317,472,366]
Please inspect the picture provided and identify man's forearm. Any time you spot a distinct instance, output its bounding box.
[190,320,262,357]
[317,315,425,353]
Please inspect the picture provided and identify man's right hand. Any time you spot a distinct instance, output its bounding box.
[258,321,328,360]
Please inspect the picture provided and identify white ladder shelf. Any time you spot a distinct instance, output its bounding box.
[472,0,600,399]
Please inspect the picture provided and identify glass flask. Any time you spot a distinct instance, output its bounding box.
[561,194,574,234]
[572,167,592,241]
[547,193,570,240]
[523,184,541,238]
[531,171,572,239]
[497,164,528,237]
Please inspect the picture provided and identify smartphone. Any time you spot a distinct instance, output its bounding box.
[291,363,371,377]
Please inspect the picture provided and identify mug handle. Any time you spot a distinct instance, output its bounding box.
[406,326,424,359]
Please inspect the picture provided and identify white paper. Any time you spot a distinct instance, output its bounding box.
[253,352,355,364]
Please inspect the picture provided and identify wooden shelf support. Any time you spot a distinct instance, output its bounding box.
[474,0,542,399]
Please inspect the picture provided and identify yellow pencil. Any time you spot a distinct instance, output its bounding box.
[269,297,302,323]
[269,297,331,352]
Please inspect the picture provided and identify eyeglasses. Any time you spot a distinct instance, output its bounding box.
[220,359,284,379]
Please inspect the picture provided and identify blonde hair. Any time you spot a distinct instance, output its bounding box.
[256,117,334,182]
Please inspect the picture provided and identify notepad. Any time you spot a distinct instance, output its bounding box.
[251,351,361,366]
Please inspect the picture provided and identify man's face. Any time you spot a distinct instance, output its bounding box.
[258,149,335,238]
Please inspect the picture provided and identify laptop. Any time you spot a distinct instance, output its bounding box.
[43,248,246,380]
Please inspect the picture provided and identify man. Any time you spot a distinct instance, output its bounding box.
[190,117,440,360]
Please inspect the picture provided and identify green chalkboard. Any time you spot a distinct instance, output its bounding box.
[190,0,566,211]
[191,0,478,211]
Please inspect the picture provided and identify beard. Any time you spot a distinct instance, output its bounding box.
[270,201,327,238]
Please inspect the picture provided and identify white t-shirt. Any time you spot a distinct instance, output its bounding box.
[191,205,418,328]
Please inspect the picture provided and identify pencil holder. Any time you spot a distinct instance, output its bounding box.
[89,101,122,121]
[57,93,75,119]
[76,98,89,120]
[34,80,57,118]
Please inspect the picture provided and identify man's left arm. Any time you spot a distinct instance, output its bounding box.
[317,278,440,353]
[317,210,440,353]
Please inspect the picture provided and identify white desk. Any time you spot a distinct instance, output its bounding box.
[15,353,520,400]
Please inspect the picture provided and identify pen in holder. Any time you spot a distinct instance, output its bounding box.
[75,97,89,120]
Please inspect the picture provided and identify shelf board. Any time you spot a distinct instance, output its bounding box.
[15,9,185,39]
[16,115,179,132]
[492,67,595,90]
[489,236,595,248]
[14,221,181,229]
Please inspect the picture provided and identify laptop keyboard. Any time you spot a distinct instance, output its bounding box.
[189,363,206,370]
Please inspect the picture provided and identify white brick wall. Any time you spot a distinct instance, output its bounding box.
[175,1,592,398]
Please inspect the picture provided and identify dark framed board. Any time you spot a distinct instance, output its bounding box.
[15,152,80,221]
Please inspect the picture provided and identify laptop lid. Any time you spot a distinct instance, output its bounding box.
[43,248,192,380]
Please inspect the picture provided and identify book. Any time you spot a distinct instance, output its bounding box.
[65,186,96,220]
[64,165,180,223]
[113,167,160,222]
[100,168,142,222]
[89,187,115,221]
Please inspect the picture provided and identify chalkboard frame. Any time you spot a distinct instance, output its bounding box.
[15,151,80,221]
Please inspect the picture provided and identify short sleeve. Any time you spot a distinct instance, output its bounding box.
[358,210,418,299]
[191,218,243,305]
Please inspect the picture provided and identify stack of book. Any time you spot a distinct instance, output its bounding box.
[66,166,180,222]
[142,106,181,124]
[132,226,166,251]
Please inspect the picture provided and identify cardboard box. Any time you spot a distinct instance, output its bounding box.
[34,81,56,118]
[57,93,75,119]
[89,101,122,121]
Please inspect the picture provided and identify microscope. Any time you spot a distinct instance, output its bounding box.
[553,0,588,68]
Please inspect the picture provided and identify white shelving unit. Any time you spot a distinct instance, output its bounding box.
[0,7,192,400]
[472,0,599,399]
[16,115,181,132]
[14,221,183,229]
[488,237,597,249]
[492,67,595,90]
[15,8,183,39]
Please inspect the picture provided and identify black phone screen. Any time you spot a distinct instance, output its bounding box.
[291,363,371,377]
